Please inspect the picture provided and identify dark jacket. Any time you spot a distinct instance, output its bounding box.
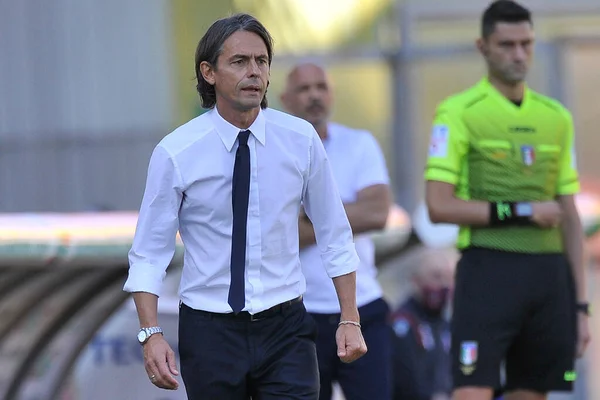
[391,297,452,400]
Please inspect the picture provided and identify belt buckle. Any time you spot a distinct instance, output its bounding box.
[249,304,279,322]
[249,312,264,322]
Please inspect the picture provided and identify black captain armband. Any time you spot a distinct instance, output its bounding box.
[489,201,533,226]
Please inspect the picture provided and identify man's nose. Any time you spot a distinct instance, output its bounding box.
[247,59,260,77]
[308,87,321,101]
[513,45,528,62]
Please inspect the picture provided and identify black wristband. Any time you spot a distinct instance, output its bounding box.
[489,201,532,226]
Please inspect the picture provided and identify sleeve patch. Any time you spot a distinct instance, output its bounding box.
[393,318,410,337]
[428,124,449,157]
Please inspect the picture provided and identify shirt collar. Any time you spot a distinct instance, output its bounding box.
[210,107,267,152]
[479,76,531,104]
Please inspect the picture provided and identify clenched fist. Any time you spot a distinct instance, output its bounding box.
[336,323,368,363]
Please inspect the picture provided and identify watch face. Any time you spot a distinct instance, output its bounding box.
[515,203,533,217]
[137,330,147,343]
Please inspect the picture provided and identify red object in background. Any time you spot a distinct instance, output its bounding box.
[580,178,600,264]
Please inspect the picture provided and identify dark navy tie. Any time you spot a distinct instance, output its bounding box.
[228,130,251,313]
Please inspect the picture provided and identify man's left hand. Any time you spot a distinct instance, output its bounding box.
[336,324,367,363]
[577,313,591,358]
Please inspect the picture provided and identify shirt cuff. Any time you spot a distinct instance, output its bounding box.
[424,166,459,185]
[122,264,166,297]
[356,177,390,192]
[557,180,580,196]
[320,242,360,278]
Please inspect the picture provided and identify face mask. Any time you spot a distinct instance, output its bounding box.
[421,286,450,313]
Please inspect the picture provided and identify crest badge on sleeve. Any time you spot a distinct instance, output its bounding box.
[428,125,449,157]
[459,341,478,375]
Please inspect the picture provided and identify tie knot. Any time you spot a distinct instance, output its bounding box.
[238,130,250,146]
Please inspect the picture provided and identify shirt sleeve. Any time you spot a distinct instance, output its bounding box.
[123,145,184,296]
[302,129,360,279]
[556,111,580,195]
[354,131,390,192]
[424,105,469,185]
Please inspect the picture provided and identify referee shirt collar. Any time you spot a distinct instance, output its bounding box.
[480,76,531,107]
[211,107,267,152]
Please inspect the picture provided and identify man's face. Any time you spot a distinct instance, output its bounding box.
[202,30,270,112]
[281,64,333,128]
[413,254,455,312]
[415,261,454,292]
[479,21,534,85]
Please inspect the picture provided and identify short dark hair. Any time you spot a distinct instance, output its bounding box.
[195,13,274,110]
[481,0,532,39]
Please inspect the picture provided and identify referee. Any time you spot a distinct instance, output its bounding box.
[424,2,591,400]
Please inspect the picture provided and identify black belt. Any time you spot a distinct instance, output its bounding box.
[185,296,303,322]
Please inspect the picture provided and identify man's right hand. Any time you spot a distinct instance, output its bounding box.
[143,334,179,390]
[531,201,563,228]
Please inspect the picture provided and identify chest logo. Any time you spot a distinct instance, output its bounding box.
[521,145,535,166]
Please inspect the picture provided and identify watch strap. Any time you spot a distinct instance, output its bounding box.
[143,326,163,336]
[489,201,532,226]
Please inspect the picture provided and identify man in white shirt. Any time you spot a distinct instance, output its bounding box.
[123,14,367,400]
[281,63,393,400]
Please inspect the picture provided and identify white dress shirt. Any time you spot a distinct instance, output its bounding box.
[300,123,390,314]
[123,108,359,314]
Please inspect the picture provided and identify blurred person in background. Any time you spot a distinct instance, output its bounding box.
[123,14,367,400]
[424,1,590,400]
[281,62,393,400]
[390,247,456,400]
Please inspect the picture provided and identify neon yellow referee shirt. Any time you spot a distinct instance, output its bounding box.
[425,77,579,253]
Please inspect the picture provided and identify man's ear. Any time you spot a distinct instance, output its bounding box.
[476,38,487,57]
[200,61,216,85]
[279,90,288,109]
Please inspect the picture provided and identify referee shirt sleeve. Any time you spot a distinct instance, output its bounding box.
[424,105,468,185]
[123,145,184,296]
[556,111,580,196]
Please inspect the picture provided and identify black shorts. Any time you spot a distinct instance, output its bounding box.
[451,247,577,393]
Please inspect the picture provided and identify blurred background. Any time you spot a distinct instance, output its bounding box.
[1,0,600,399]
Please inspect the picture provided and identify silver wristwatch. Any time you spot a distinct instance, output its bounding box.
[137,326,163,345]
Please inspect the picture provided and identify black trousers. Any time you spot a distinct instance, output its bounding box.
[178,298,320,400]
[311,298,392,400]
